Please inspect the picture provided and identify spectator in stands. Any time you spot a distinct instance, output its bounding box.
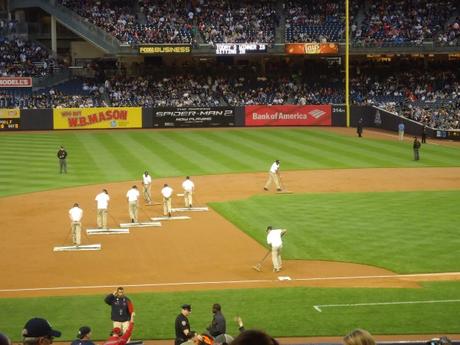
[343,329,376,345]
[104,312,135,345]
[0,333,11,345]
[231,330,279,345]
[22,317,62,345]
[71,327,96,345]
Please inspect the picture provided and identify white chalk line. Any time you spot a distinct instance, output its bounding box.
[313,299,460,312]
[1,271,459,293]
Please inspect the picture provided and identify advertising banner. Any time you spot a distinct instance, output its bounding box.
[53,107,142,129]
[152,107,236,128]
[0,77,32,88]
[285,43,339,55]
[0,108,21,130]
[245,105,331,126]
[138,45,192,54]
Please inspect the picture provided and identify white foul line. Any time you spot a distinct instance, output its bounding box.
[0,271,459,293]
[313,299,460,312]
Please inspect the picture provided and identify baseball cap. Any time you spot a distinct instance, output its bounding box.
[111,327,122,336]
[22,318,62,338]
[181,304,192,311]
[77,326,91,339]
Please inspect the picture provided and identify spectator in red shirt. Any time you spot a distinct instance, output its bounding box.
[104,312,135,345]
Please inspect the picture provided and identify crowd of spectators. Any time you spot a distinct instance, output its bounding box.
[0,36,63,78]
[58,0,194,44]
[196,0,278,44]
[55,0,458,46]
[353,0,456,46]
[351,61,460,129]
[285,0,344,43]
[0,62,343,108]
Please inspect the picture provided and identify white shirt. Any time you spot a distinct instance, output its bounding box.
[267,229,284,247]
[69,206,83,222]
[126,188,140,202]
[143,174,152,185]
[95,192,110,209]
[182,179,195,192]
[161,186,173,198]
[269,161,280,173]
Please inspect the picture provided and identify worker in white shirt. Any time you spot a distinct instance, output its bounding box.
[181,176,195,208]
[142,171,153,205]
[264,160,281,192]
[126,185,140,223]
[69,203,83,246]
[95,189,110,229]
[161,183,173,217]
[266,226,287,272]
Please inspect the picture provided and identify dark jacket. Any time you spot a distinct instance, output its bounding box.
[105,294,133,322]
[207,311,226,337]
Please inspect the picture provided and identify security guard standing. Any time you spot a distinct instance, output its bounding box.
[175,304,192,345]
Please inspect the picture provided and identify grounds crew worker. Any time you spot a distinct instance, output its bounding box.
[161,183,173,217]
[175,304,192,345]
[266,226,287,272]
[69,203,83,246]
[182,176,195,208]
[142,171,153,205]
[95,189,110,229]
[105,287,134,335]
[264,160,281,192]
[126,186,140,223]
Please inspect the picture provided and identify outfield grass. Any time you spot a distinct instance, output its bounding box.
[1,128,459,197]
[1,281,460,341]
[210,191,460,273]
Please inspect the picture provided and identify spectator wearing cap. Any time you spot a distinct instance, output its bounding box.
[0,332,11,345]
[71,327,95,345]
[175,304,192,345]
[22,318,61,345]
[103,312,135,345]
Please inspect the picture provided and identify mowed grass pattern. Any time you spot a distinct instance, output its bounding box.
[210,191,460,273]
[1,128,460,197]
[1,281,460,341]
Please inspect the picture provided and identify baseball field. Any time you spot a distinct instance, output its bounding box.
[0,127,460,342]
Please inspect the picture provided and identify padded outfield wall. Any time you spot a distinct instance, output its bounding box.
[1,105,458,140]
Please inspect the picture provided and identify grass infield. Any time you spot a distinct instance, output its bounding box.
[1,281,460,341]
[210,190,460,273]
[1,128,459,197]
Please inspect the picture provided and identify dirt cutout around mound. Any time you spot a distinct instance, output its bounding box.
[1,163,460,297]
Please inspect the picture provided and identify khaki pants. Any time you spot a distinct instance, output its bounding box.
[264,172,281,190]
[184,190,193,207]
[113,321,130,338]
[163,197,172,216]
[97,208,108,229]
[71,221,81,245]
[399,130,404,141]
[143,184,152,204]
[128,201,138,222]
[271,245,282,271]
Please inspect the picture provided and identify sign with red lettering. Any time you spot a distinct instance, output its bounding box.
[53,107,142,129]
[245,105,331,126]
[0,77,32,88]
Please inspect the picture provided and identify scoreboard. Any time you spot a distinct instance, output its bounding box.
[0,118,20,130]
[0,109,21,130]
